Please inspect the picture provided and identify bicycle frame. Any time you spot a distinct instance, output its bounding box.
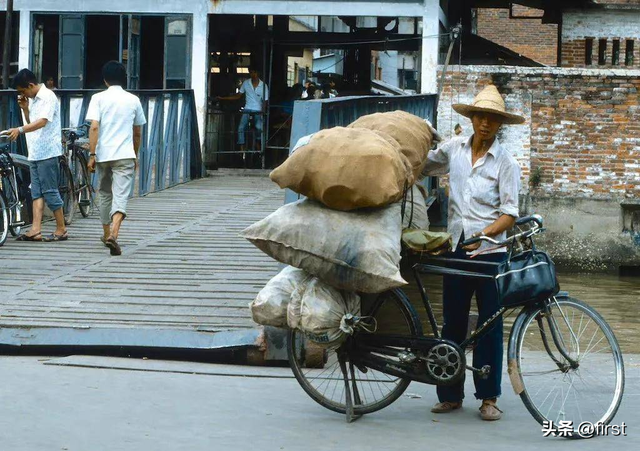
[350,243,580,392]
[0,150,25,227]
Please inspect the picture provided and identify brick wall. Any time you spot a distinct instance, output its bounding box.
[437,65,640,199]
[561,9,640,68]
[476,6,558,66]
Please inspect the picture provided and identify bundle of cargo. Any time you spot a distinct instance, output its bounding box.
[269,127,413,211]
[245,111,436,343]
[348,111,434,181]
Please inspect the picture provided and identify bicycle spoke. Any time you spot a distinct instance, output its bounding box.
[517,298,623,428]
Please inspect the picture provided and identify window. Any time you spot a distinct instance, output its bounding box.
[612,39,620,65]
[626,40,635,66]
[598,39,607,65]
[585,38,594,65]
[398,69,418,91]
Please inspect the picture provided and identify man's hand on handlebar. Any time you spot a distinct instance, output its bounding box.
[3,128,21,142]
[462,231,486,251]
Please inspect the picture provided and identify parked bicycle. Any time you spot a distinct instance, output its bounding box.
[288,215,624,438]
[62,123,93,219]
[0,134,27,246]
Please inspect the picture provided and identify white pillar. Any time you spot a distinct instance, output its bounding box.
[191,11,208,146]
[421,0,440,94]
[18,8,30,70]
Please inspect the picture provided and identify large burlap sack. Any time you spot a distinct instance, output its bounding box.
[241,198,407,293]
[270,127,412,211]
[249,266,312,327]
[298,279,361,346]
[401,184,430,230]
[349,111,433,181]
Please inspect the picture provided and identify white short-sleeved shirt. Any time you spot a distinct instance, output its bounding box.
[422,136,521,254]
[239,79,269,112]
[25,84,63,162]
[85,85,147,163]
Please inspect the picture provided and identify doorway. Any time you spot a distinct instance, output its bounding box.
[140,16,164,89]
[85,15,120,89]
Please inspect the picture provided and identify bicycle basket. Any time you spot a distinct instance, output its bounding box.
[495,247,559,308]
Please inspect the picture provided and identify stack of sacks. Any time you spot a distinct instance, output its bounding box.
[270,126,413,211]
[245,111,434,346]
[348,111,433,181]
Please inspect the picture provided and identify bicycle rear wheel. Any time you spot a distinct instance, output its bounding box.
[59,160,76,225]
[73,152,92,217]
[0,190,8,246]
[288,288,421,416]
[1,174,21,237]
[513,296,624,437]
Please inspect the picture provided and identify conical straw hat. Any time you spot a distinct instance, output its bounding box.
[452,85,525,125]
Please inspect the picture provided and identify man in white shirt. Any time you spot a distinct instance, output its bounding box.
[6,69,67,242]
[86,61,146,256]
[218,67,269,152]
[422,85,523,421]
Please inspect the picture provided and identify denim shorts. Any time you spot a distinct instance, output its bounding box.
[29,156,64,212]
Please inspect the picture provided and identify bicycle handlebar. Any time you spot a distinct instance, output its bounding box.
[461,215,544,248]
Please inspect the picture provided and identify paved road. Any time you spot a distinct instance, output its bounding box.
[0,355,636,451]
[0,173,281,346]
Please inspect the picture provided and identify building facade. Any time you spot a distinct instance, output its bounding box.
[2,0,447,145]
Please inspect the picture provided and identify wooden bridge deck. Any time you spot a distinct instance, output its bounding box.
[0,172,282,350]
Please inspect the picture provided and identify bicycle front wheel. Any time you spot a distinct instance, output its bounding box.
[514,296,624,436]
[59,160,76,225]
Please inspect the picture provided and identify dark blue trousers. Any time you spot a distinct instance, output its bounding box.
[436,240,507,402]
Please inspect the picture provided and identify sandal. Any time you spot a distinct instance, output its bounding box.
[105,237,122,256]
[479,400,503,421]
[42,232,69,242]
[16,233,42,242]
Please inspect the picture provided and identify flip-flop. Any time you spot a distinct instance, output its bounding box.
[100,236,109,247]
[105,237,122,256]
[42,232,69,242]
[16,233,42,242]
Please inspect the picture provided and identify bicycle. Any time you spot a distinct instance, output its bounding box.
[288,215,625,438]
[0,134,27,246]
[62,123,93,218]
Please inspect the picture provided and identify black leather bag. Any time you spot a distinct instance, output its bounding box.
[495,244,559,308]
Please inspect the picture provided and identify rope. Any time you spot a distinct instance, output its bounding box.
[275,32,451,48]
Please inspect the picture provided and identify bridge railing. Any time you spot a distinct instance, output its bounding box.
[0,89,204,197]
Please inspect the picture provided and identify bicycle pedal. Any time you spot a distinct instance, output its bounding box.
[12,221,25,227]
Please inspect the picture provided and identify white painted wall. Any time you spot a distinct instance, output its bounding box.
[379,51,399,86]
[421,0,440,94]
[563,9,640,40]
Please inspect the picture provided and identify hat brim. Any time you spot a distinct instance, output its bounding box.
[452,104,526,125]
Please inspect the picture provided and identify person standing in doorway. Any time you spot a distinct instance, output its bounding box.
[5,69,67,242]
[86,61,146,256]
[218,67,269,152]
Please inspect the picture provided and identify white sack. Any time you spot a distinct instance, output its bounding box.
[299,279,361,346]
[249,266,312,327]
[241,199,407,293]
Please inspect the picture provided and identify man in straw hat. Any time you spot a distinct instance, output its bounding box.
[422,84,524,421]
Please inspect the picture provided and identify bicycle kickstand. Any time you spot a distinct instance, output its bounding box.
[338,354,362,423]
